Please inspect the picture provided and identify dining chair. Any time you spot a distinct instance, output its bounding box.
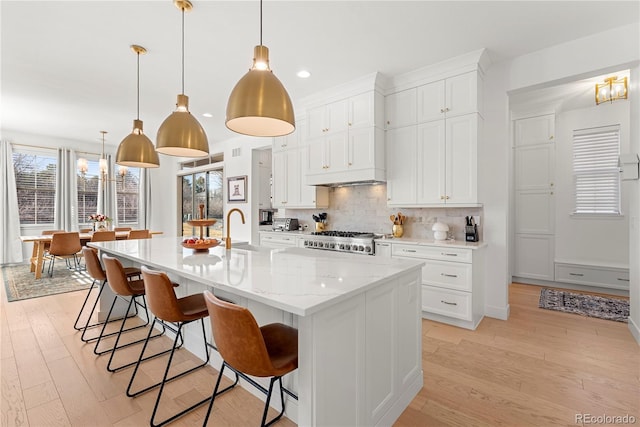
[79,228,93,233]
[114,227,132,232]
[128,229,151,239]
[46,232,82,277]
[41,229,65,260]
[91,230,116,242]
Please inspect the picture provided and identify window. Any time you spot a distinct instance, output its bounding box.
[181,169,223,237]
[13,149,57,225]
[117,168,140,223]
[77,158,100,224]
[573,125,621,215]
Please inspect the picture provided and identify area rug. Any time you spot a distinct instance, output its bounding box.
[538,288,629,322]
[2,263,93,302]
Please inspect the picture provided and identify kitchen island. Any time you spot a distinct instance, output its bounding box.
[89,236,424,426]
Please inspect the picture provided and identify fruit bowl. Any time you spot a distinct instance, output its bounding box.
[181,239,221,252]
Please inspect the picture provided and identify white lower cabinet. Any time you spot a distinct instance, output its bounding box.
[259,232,301,248]
[554,262,630,290]
[390,242,485,330]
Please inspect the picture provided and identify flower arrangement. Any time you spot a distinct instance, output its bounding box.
[88,214,110,223]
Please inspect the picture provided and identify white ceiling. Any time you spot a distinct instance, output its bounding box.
[2,1,639,153]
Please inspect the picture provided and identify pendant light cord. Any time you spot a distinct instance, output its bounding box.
[259,0,263,46]
[136,50,140,120]
[181,6,185,94]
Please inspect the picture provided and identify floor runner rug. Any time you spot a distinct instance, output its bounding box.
[2,263,92,302]
[538,288,629,322]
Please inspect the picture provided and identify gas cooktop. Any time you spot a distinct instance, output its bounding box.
[304,230,379,255]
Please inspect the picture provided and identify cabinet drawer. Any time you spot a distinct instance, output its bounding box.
[392,244,472,263]
[421,286,472,321]
[555,263,630,290]
[422,259,472,291]
[260,234,298,247]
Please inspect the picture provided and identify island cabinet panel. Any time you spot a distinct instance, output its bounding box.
[300,269,422,426]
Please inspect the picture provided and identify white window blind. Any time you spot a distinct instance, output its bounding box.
[573,125,621,215]
[12,149,57,225]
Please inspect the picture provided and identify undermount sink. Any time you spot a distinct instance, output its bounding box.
[229,243,264,252]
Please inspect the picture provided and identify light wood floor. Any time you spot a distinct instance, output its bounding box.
[2,281,638,426]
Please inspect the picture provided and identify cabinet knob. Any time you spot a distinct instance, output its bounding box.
[445,195,450,200]
[348,162,353,166]
[440,108,445,113]
[550,183,554,187]
[550,191,554,195]
[440,195,445,200]
[445,107,450,112]
[387,198,391,201]
[387,120,390,125]
[549,135,554,140]
[348,122,352,126]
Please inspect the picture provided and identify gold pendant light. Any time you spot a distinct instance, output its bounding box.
[156,0,209,157]
[226,0,295,137]
[116,45,160,168]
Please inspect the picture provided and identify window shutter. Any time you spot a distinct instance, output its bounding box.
[573,125,620,214]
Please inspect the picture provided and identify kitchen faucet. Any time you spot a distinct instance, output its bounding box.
[225,208,245,249]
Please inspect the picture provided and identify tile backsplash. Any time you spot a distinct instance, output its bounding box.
[280,184,483,241]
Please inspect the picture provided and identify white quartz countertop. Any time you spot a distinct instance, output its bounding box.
[376,237,487,249]
[89,237,423,317]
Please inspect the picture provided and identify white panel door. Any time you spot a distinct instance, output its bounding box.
[515,189,554,234]
[386,126,417,205]
[348,127,375,171]
[445,114,477,204]
[271,150,288,207]
[307,137,326,175]
[385,88,417,129]
[417,79,445,123]
[326,98,349,135]
[349,92,374,129]
[327,131,348,172]
[514,114,555,147]
[417,120,445,204]
[514,234,554,280]
[307,105,326,139]
[515,144,555,190]
[285,149,302,207]
[445,72,478,118]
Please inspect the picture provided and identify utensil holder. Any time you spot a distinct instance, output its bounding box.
[392,224,404,238]
[315,222,325,232]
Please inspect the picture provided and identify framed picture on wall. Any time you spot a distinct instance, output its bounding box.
[227,175,247,203]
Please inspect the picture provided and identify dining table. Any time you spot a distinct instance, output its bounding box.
[20,231,163,279]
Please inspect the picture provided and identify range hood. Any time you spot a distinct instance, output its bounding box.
[305,167,386,187]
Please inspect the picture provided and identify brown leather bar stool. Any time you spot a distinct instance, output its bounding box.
[75,247,141,342]
[127,266,237,427]
[96,255,169,372]
[202,291,298,427]
[46,232,82,276]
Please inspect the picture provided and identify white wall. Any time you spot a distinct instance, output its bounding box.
[627,66,640,342]
[555,102,630,266]
[149,135,273,246]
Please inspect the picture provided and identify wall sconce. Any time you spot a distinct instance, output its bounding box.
[595,76,628,105]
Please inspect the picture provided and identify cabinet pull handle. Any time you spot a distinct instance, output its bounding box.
[617,278,630,282]
[569,272,583,277]
[440,195,445,200]
[441,273,458,278]
[441,253,457,257]
[441,300,457,306]
[404,249,417,253]
[549,135,554,140]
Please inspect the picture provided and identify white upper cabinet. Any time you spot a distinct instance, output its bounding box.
[386,67,483,207]
[385,88,417,129]
[307,98,349,139]
[306,89,385,186]
[417,72,479,123]
[272,119,328,209]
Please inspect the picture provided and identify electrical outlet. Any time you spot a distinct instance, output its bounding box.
[473,216,480,226]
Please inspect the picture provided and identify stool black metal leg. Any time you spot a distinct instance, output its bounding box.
[74,279,102,330]
[261,376,286,427]
[202,361,241,427]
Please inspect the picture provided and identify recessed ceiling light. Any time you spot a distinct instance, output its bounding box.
[297,70,311,79]
[202,113,213,118]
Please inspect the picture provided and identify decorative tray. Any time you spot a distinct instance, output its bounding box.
[181,238,221,252]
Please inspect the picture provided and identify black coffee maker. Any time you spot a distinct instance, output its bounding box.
[465,216,479,242]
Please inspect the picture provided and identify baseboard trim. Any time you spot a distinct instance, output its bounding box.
[512,276,629,297]
[628,316,640,346]
[485,304,509,320]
